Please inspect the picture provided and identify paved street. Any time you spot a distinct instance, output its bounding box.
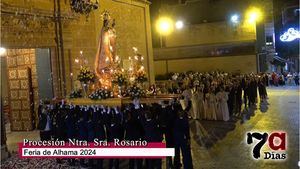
[190,86,299,169]
[3,86,299,169]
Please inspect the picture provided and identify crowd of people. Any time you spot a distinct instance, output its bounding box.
[38,100,193,169]
[167,71,269,121]
[37,71,275,169]
[268,72,299,86]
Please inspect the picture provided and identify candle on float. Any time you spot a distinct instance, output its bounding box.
[132,47,138,53]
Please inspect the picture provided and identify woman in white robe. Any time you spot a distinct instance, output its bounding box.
[216,91,224,120]
[191,87,200,119]
[204,92,210,120]
[217,88,230,121]
[198,85,205,120]
[204,89,217,120]
[181,87,193,117]
[210,90,218,120]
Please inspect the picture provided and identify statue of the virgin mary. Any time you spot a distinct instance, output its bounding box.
[94,11,117,88]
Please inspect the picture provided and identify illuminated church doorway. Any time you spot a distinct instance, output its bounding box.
[2,48,54,132]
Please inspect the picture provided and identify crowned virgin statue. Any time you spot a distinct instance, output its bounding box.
[94,11,117,88]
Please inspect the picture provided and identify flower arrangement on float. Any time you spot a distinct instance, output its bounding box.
[77,66,95,97]
[124,85,146,99]
[77,66,95,83]
[112,69,128,97]
[112,69,128,86]
[89,88,114,100]
[134,70,147,84]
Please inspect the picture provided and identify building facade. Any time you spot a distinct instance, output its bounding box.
[151,0,274,77]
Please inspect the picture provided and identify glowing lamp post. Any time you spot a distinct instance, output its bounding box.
[156,17,173,35]
[175,20,184,29]
[156,17,173,48]
[230,14,239,24]
[246,7,262,24]
[245,7,265,73]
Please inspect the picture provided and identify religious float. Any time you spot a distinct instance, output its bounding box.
[68,11,178,106]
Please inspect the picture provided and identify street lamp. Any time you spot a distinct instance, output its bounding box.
[156,17,173,48]
[230,14,239,23]
[156,17,173,35]
[246,7,262,24]
[175,20,184,29]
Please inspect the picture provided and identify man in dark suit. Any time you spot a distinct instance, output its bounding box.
[38,102,52,141]
[65,106,77,166]
[77,107,89,168]
[249,78,258,106]
[86,108,96,168]
[227,85,235,116]
[52,104,67,142]
[159,101,176,169]
[142,110,163,169]
[52,104,67,164]
[242,78,249,108]
[94,107,107,169]
[294,74,299,85]
[107,114,123,169]
[124,108,144,169]
[235,81,243,115]
[173,105,193,169]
